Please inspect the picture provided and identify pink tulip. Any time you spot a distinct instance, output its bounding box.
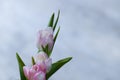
[37,27,54,51]
[23,63,46,80]
[35,52,52,72]
[23,52,52,80]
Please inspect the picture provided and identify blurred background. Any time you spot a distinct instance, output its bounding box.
[0,0,120,80]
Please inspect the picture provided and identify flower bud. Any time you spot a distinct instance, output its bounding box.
[37,27,54,51]
[34,52,52,72]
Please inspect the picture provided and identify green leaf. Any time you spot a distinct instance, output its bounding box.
[54,27,60,42]
[16,53,27,80]
[41,45,50,56]
[48,13,54,27]
[32,56,35,65]
[53,10,60,31]
[46,57,72,79]
[45,44,49,55]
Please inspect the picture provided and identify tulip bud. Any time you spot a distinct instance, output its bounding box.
[37,27,54,52]
[34,52,52,72]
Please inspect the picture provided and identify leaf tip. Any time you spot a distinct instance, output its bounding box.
[16,52,19,58]
[66,57,72,62]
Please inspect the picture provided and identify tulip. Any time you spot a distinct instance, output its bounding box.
[35,52,52,72]
[23,63,46,80]
[37,27,54,51]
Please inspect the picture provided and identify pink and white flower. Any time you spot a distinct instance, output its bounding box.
[37,27,54,51]
[23,63,46,80]
[23,52,52,80]
[35,52,52,72]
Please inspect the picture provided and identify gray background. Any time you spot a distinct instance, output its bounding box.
[0,0,120,80]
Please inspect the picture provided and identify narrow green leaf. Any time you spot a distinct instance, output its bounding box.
[16,53,27,80]
[54,27,60,42]
[46,57,72,79]
[32,56,35,65]
[41,45,45,52]
[48,13,54,27]
[53,10,60,31]
[41,45,49,56]
[45,44,49,56]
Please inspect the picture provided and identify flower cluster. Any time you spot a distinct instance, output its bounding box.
[16,11,72,80]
